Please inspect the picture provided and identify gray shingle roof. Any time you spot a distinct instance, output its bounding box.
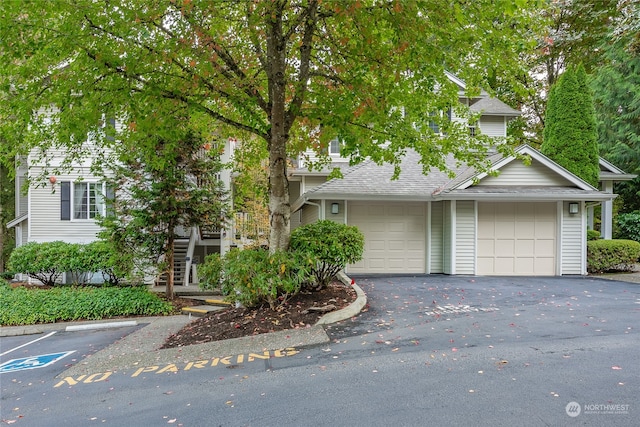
[301,150,469,200]
[469,97,521,116]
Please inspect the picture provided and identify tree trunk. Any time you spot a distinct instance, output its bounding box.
[266,1,291,253]
[166,233,175,300]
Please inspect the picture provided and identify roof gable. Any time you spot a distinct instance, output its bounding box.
[451,145,598,191]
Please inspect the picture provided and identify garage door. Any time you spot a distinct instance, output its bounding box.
[347,202,426,274]
[477,202,556,275]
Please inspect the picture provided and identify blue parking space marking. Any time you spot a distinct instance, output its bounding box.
[0,351,76,373]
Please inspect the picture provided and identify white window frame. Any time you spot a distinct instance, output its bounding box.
[72,182,107,220]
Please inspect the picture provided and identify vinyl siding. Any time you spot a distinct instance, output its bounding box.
[561,202,584,274]
[443,201,452,274]
[300,202,321,226]
[430,201,444,273]
[455,201,476,274]
[477,159,575,186]
[479,115,506,137]
[302,176,328,193]
[27,144,110,244]
[324,200,345,224]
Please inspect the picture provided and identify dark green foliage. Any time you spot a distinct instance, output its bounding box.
[84,240,133,285]
[290,220,365,289]
[587,239,640,273]
[7,240,131,286]
[8,241,71,286]
[0,282,173,326]
[587,229,601,241]
[542,64,600,187]
[592,30,640,212]
[219,248,311,309]
[615,211,640,242]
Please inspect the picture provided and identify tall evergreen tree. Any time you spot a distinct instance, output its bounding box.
[541,64,600,187]
[591,19,640,212]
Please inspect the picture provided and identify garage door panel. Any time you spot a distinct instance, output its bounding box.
[496,222,516,238]
[494,258,515,274]
[348,202,425,274]
[478,202,556,276]
[535,239,555,255]
[495,239,515,256]
[515,239,534,256]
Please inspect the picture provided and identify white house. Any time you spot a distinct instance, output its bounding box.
[7,137,236,285]
[289,75,635,276]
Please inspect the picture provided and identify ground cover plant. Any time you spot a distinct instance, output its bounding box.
[0,281,174,326]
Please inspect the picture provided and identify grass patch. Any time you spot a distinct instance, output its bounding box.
[0,281,174,326]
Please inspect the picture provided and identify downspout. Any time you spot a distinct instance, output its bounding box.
[304,200,323,221]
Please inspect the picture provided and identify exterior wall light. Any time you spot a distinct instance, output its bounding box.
[331,203,339,214]
[568,202,579,214]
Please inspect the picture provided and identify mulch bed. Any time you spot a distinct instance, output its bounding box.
[161,282,356,348]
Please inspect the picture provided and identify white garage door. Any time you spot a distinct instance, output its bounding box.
[477,202,556,276]
[347,202,426,274]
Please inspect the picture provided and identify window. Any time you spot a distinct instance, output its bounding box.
[329,138,341,155]
[61,181,109,220]
[428,108,453,135]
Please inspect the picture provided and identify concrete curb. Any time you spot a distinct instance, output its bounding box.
[316,272,367,325]
[65,321,138,332]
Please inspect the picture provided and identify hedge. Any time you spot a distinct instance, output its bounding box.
[587,239,640,273]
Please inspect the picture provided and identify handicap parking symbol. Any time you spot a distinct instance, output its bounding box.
[0,351,76,373]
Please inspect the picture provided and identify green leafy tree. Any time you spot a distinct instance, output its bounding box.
[0,0,543,253]
[98,118,228,300]
[541,64,600,186]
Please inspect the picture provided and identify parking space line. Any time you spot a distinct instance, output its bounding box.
[0,331,58,357]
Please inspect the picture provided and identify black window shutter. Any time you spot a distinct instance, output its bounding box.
[61,181,71,220]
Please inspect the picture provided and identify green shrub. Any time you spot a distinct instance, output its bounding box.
[587,239,640,273]
[85,240,133,285]
[587,229,601,241]
[8,241,71,286]
[615,211,640,242]
[0,271,14,280]
[220,248,310,309]
[290,220,364,289]
[199,253,223,291]
[0,285,173,326]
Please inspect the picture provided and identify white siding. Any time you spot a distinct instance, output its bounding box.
[477,159,575,187]
[479,115,506,137]
[27,144,111,244]
[430,201,444,273]
[455,201,476,274]
[443,201,452,274]
[29,171,104,244]
[561,201,584,274]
